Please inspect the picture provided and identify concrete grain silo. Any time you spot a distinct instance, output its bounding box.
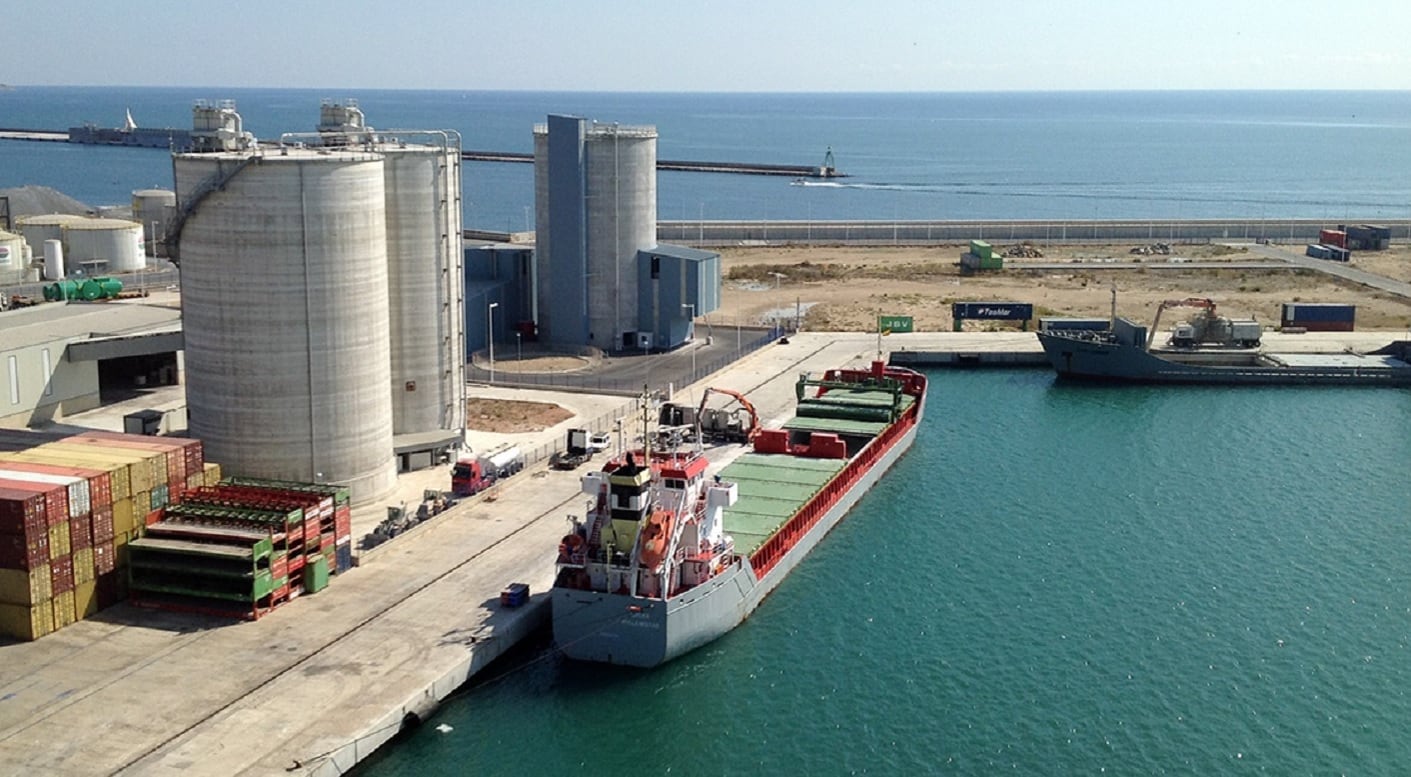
[64,218,144,273]
[132,189,176,257]
[298,102,467,464]
[533,116,657,350]
[379,134,466,443]
[172,147,397,503]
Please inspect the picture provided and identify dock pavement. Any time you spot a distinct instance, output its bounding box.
[0,328,1404,775]
[0,331,888,775]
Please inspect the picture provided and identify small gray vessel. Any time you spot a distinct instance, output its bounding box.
[1039,317,1411,386]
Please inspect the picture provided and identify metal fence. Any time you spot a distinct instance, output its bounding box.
[470,324,786,471]
[473,325,788,395]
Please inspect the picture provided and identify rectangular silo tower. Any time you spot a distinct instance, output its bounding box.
[535,115,589,346]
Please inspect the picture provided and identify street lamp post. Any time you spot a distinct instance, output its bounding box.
[487,301,499,383]
[682,303,696,381]
[516,331,522,362]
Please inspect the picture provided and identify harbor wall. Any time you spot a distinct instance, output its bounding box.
[658,218,1411,246]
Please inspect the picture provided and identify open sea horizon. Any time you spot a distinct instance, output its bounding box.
[3,87,1410,230]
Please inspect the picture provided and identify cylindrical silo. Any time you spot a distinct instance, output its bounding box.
[0,230,26,285]
[584,123,657,349]
[132,189,177,257]
[64,218,144,273]
[43,239,64,281]
[378,134,466,438]
[173,148,397,504]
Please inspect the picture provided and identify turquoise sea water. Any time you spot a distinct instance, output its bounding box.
[362,370,1411,775]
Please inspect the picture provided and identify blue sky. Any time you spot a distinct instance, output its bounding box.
[5,0,1409,91]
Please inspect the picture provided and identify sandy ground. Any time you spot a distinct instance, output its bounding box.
[717,242,1411,331]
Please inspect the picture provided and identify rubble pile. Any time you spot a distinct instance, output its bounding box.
[1130,243,1173,255]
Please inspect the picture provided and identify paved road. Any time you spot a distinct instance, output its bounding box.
[1248,243,1411,300]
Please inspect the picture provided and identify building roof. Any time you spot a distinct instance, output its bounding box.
[643,243,718,262]
[0,298,182,352]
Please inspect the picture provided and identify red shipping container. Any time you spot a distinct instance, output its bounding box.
[1318,229,1347,248]
[91,505,115,544]
[69,514,93,551]
[0,488,47,537]
[0,532,49,570]
[49,554,74,594]
[93,540,116,575]
[0,478,68,528]
[95,569,125,609]
[0,461,111,511]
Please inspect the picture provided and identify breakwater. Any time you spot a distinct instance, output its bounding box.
[657,218,1411,245]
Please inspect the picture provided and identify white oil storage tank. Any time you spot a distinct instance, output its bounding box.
[0,229,26,285]
[64,217,144,274]
[16,214,85,267]
[173,147,397,503]
[132,189,176,257]
[378,133,466,438]
[43,239,64,282]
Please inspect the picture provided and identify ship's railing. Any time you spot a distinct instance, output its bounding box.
[748,399,919,578]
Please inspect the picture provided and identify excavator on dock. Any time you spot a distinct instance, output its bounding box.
[693,387,760,444]
[1147,297,1262,350]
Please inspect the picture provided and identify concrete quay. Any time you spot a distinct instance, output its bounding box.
[0,332,891,776]
[3,329,1406,775]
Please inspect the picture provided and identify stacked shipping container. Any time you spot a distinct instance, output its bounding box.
[0,433,207,641]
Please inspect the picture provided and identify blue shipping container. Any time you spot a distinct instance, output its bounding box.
[1282,303,1356,323]
[953,302,1033,321]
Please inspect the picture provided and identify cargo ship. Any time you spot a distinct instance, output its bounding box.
[68,110,193,151]
[551,360,927,667]
[1038,317,1411,386]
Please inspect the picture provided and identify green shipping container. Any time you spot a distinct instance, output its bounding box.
[969,239,993,260]
[302,555,330,594]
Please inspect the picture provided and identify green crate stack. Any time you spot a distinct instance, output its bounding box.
[127,521,288,621]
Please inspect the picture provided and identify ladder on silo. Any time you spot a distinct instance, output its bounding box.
[163,155,260,266]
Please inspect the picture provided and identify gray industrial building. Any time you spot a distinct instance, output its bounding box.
[0,301,183,430]
[528,115,719,352]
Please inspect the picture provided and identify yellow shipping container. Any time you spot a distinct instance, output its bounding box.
[112,496,135,536]
[13,445,134,502]
[72,547,95,585]
[73,580,98,619]
[48,520,71,558]
[34,442,154,496]
[202,461,222,487]
[131,491,152,526]
[0,601,54,641]
[113,530,133,568]
[0,566,52,606]
[51,590,76,630]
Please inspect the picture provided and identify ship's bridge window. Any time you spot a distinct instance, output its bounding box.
[611,492,645,512]
[664,478,685,490]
